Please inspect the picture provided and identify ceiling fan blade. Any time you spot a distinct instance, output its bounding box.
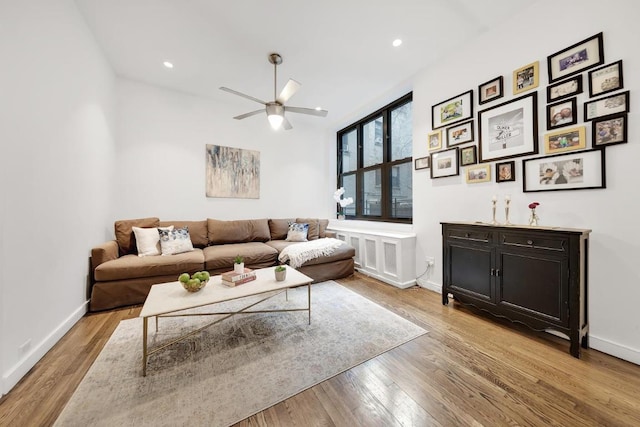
[276,79,301,104]
[285,106,328,117]
[220,87,267,105]
[282,116,293,130]
[233,109,265,120]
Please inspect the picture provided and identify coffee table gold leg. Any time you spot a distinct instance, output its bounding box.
[155,316,158,332]
[308,283,311,325]
[142,316,148,377]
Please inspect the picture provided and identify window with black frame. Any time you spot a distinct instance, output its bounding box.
[337,93,413,223]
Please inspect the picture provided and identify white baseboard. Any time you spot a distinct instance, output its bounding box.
[589,335,640,365]
[416,278,442,294]
[2,301,88,395]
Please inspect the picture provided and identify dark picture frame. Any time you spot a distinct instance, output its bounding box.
[431,90,473,130]
[496,161,516,183]
[460,145,477,166]
[547,75,583,103]
[588,60,623,97]
[546,97,578,130]
[584,90,630,121]
[446,120,474,147]
[547,32,604,83]
[478,76,504,105]
[430,147,459,179]
[478,92,539,163]
[592,113,627,147]
[414,156,431,170]
[523,149,605,192]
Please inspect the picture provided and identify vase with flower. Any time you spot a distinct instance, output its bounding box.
[528,202,540,226]
[333,187,354,220]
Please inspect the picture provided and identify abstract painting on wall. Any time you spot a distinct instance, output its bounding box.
[205,145,260,198]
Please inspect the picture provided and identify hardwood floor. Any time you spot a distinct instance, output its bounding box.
[2,272,640,426]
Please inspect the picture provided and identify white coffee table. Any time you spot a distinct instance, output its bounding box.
[139,266,313,376]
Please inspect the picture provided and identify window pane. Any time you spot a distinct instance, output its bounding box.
[340,129,358,173]
[363,116,383,167]
[342,174,356,216]
[391,101,413,161]
[391,162,413,218]
[363,169,382,216]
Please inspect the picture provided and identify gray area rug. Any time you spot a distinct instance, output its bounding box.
[55,281,427,427]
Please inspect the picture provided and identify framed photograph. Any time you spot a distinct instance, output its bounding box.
[513,61,539,95]
[547,75,583,103]
[427,129,443,151]
[588,60,623,97]
[415,156,431,170]
[592,113,627,147]
[430,147,459,179]
[466,164,491,184]
[496,161,516,183]
[446,120,474,147]
[584,90,629,121]
[431,90,473,129]
[546,98,578,130]
[478,92,539,163]
[460,145,477,166]
[478,76,504,104]
[523,149,605,192]
[544,126,586,154]
[547,32,604,83]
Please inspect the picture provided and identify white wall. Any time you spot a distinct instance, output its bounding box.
[114,79,335,222]
[0,0,116,393]
[410,0,639,363]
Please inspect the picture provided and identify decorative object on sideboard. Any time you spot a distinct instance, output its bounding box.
[234,255,245,274]
[333,187,354,220]
[491,195,499,225]
[504,195,512,225]
[274,265,287,281]
[528,202,540,226]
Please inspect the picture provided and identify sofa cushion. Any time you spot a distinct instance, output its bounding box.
[159,220,208,248]
[132,225,173,257]
[159,227,194,255]
[318,219,329,238]
[207,218,270,244]
[94,249,205,281]
[203,242,278,270]
[268,218,296,240]
[115,217,160,255]
[296,218,320,240]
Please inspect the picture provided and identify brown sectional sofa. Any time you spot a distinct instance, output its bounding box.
[89,217,354,311]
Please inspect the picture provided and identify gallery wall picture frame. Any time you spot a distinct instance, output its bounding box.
[547,75,583,103]
[583,90,630,121]
[460,145,477,166]
[415,156,431,170]
[588,60,623,97]
[547,32,604,83]
[466,164,491,184]
[544,125,587,155]
[513,61,539,95]
[431,90,473,129]
[478,92,539,163]
[496,160,516,183]
[427,129,443,151]
[430,147,459,179]
[523,148,605,192]
[546,97,578,130]
[592,112,627,147]
[446,120,474,147]
[478,76,504,104]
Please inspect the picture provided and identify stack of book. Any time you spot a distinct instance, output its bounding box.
[221,268,256,287]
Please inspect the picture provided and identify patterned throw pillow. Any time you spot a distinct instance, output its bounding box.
[285,222,309,242]
[159,226,194,255]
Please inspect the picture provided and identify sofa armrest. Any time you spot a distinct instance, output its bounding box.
[91,240,120,271]
[325,231,337,238]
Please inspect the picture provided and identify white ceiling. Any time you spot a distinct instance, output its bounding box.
[75,0,535,129]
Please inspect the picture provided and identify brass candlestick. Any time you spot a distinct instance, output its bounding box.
[504,197,512,225]
[491,199,499,225]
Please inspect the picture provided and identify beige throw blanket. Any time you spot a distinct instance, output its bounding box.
[278,238,344,268]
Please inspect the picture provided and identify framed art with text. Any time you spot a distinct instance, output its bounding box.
[588,60,623,97]
[431,90,473,129]
[513,61,539,95]
[430,147,459,179]
[592,113,627,147]
[478,76,504,104]
[547,32,604,83]
[478,92,539,163]
[547,75,583,103]
[523,149,605,192]
[446,120,474,147]
[415,156,431,170]
[583,90,630,121]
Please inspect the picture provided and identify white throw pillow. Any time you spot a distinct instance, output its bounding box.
[132,226,173,257]
[159,226,194,255]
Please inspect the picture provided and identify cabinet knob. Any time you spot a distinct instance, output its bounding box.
[465,233,470,238]
[527,240,533,245]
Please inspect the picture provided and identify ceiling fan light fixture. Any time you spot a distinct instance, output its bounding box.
[266,103,284,130]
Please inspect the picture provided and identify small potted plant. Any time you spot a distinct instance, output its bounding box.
[275,265,287,281]
[234,255,244,274]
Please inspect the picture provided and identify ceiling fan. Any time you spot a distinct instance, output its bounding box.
[220,53,328,130]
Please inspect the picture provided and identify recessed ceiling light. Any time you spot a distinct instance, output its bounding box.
[163,61,174,69]
[392,39,402,47]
